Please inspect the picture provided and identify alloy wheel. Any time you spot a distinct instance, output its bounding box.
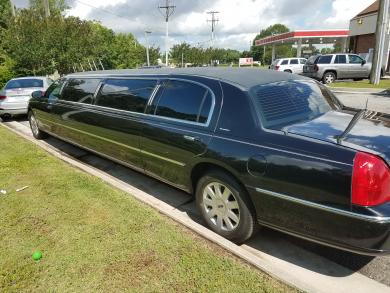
[202,182,240,232]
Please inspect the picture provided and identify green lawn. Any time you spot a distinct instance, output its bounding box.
[330,79,390,89]
[0,126,295,293]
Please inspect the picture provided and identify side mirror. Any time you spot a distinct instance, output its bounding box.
[31,90,44,99]
[361,60,367,65]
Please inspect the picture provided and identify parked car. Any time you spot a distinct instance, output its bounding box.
[302,54,384,84]
[269,58,307,74]
[0,77,52,120]
[28,68,390,255]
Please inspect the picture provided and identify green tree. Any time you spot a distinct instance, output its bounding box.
[0,0,11,28]
[251,24,292,65]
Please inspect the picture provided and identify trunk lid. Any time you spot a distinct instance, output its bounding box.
[285,111,390,165]
[2,88,44,103]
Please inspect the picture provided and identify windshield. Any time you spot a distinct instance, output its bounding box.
[5,79,44,89]
[251,80,341,130]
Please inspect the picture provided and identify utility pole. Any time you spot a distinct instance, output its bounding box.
[10,0,15,17]
[207,11,219,48]
[158,0,175,67]
[370,0,389,85]
[145,30,152,67]
[181,52,184,68]
[43,0,50,18]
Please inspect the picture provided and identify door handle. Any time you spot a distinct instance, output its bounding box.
[184,135,199,142]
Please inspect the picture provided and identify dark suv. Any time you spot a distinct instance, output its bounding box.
[28,68,390,255]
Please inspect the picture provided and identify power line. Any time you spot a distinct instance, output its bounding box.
[207,11,219,47]
[158,0,176,66]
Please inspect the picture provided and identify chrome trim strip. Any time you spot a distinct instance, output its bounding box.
[255,187,390,223]
[38,117,186,167]
[214,135,353,167]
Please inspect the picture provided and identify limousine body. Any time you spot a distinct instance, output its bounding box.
[28,68,390,255]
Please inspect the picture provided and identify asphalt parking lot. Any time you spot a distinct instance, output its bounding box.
[3,110,390,289]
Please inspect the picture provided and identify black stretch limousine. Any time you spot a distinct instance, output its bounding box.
[28,68,390,255]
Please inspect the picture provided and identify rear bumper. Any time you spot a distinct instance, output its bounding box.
[0,108,28,115]
[0,101,28,115]
[248,186,390,255]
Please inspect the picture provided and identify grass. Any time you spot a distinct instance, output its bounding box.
[329,79,390,89]
[0,126,296,293]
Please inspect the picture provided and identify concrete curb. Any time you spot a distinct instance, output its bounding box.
[2,121,390,293]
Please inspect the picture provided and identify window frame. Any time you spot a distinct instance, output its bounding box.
[147,78,216,127]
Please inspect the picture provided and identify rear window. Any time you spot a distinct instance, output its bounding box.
[316,55,333,64]
[5,79,44,89]
[306,56,318,64]
[251,80,339,129]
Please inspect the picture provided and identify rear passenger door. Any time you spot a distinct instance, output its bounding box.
[334,54,348,78]
[289,59,301,74]
[140,78,219,190]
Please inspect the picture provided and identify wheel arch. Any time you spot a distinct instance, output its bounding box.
[190,160,258,220]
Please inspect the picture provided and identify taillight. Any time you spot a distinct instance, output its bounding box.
[314,64,319,72]
[275,65,280,70]
[352,152,390,206]
[0,95,6,100]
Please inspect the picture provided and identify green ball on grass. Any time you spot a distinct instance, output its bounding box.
[32,251,42,261]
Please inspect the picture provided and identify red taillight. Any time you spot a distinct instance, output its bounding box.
[275,65,280,70]
[0,95,6,100]
[314,64,319,72]
[352,152,390,206]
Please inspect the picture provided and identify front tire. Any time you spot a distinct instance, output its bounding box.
[196,170,257,243]
[322,71,336,84]
[28,111,47,139]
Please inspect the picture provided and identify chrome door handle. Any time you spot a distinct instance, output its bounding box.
[184,135,199,142]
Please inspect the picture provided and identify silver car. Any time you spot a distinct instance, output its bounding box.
[302,54,375,84]
[0,77,52,120]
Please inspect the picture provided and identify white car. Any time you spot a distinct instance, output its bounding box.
[0,77,52,120]
[269,58,307,74]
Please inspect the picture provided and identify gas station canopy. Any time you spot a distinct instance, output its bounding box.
[254,29,350,59]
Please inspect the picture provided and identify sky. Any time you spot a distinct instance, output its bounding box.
[12,0,376,51]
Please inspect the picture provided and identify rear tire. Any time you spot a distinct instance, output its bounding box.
[322,72,336,84]
[284,70,292,73]
[195,170,258,243]
[0,114,11,121]
[28,111,47,139]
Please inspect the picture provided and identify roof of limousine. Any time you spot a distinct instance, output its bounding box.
[67,67,307,89]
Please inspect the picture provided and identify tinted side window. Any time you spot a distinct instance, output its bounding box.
[281,60,289,65]
[317,55,333,64]
[44,80,64,100]
[152,80,211,123]
[61,78,101,104]
[290,59,299,64]
[335,55,347,64]
[96,79,156,113]
[348,55,364,64]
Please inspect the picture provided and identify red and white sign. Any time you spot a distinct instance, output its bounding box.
[239,57,254,66]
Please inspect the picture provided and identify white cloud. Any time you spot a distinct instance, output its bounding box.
[13,0,375,51]
[325,0,374,27]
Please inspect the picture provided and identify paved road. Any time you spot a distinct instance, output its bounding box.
[7,116,390,288]
[334,91,390,114]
